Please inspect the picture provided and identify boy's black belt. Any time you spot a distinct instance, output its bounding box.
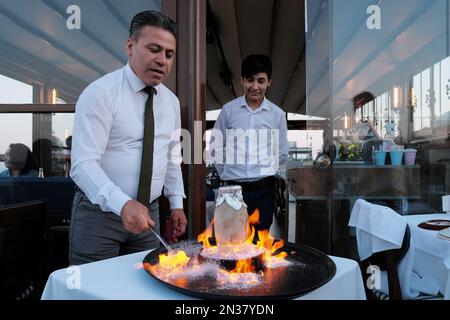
[225,176,275,190]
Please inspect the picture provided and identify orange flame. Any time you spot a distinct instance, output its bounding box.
[197,208,287,274]
[231,258,255,273]
[248,209,260,225]
[246,209,259,239]
[147,207,289,285]
[146,250,192,281]
[245,225,256,244]
[256,230,288,264]
[197,218,214,248]
[158,251,190,269]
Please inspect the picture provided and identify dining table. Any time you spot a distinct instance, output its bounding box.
[41,250,366,300]
[403,213,450,299]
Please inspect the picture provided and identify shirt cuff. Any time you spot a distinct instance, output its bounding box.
[168,196,184,210]
[107,189,132,216]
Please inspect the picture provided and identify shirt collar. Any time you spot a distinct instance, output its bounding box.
[239,95,270,112]
[125,62,159,95]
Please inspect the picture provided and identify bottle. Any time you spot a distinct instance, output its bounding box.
[213,185,248,245]
[38,167,44,178]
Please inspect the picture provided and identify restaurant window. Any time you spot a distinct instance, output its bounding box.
[293,0,450,258]
[0,113,33,172]
[0,74,33,172]
[0,74,33,104]
[356,91,396,139]
[1,1,162,202]
[412,55,450,134]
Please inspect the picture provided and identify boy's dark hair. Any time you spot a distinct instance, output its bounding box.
[129,10,178,41]
[241,54,272,80]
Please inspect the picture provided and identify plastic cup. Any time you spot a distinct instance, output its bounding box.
[374,150,387,165]
[390,150,404,165]
[404,149,417,165]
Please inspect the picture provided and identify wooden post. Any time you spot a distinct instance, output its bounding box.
[162,0,206,238]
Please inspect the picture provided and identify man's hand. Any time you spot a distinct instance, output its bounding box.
[164,209,187,243]
[120,200,154,234]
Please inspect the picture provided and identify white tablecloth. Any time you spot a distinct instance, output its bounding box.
[349,199,407,260]
[404,214,450,299]
[41,250,366,300]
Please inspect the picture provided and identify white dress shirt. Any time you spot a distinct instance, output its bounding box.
[70,63,185,216]
[210,95,288,181]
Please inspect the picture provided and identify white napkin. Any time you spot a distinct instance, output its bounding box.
[410,272,440,296]
[349,199,407,261]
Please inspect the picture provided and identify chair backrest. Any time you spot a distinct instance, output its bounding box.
[360,225,411,300]
[0,200,46,299]
[0,177,75,218]
[0,228,4,264]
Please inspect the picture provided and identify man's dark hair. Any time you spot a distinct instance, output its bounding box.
[241,54,272,80]
[129,10,178,41]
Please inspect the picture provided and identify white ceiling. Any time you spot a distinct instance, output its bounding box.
[0,0,448,119]
[0,0,160,103]
[206,0,306,113]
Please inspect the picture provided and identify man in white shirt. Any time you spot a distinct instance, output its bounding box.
[210,54,288,232]
[69,11,187,265]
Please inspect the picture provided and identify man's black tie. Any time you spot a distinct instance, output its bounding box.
[137,86,156,207]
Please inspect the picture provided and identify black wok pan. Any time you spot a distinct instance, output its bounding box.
[142,241,336,300]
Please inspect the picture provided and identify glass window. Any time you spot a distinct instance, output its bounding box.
[1,1,162,178]
[206,110,221,121]
[0,0,161,103]
[0,114,33,173]
[299,0,450,258]
[0,74,33,104]
[51,113,74,177]
[441,57,450,118]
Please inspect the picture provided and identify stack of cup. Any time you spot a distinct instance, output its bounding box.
[404,149,417,165]
[390,149,404,165]
[374,150,387,165]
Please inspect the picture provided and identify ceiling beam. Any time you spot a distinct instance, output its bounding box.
[333,0,438,96]
[206,0,237,97]
[209,0,243,97]
[41,0,125,64]
[101,0,129,31]
[234,0,274,58]
[0,4,105,75]
[0,38,86,100]
[269,0,305,107]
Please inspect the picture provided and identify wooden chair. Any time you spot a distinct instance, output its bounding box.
[0,200,46,300]
[360,225,411,300]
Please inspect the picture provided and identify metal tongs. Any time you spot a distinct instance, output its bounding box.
[149,226,175,254]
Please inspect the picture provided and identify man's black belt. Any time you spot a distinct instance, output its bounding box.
[75,185,159,206]
[225,176,275,190]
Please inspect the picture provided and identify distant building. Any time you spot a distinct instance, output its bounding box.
[288,146,313,162]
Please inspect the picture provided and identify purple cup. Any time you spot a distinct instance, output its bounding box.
[404,149,417,165]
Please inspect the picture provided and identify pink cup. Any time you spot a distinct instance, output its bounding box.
[404,149,417,165]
